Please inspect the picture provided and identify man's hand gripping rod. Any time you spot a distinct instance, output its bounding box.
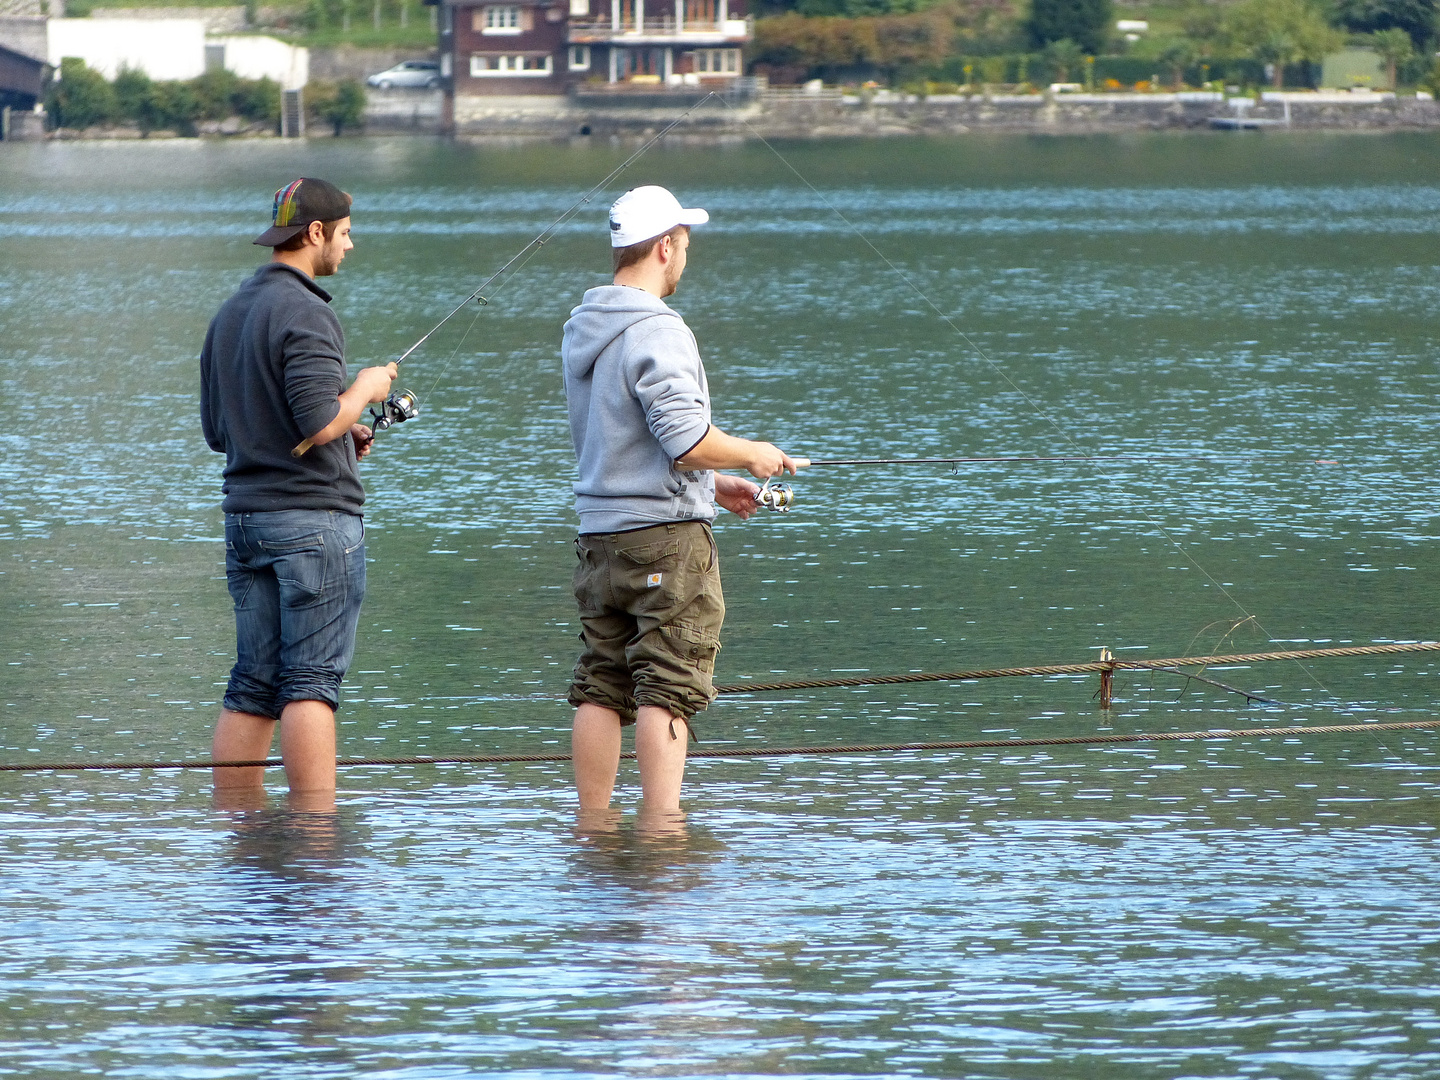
[753,458,810,512]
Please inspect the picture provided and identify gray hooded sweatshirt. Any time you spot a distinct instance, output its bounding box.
[562,284,716,535]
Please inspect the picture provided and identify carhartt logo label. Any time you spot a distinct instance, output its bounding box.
[647,572,663,588]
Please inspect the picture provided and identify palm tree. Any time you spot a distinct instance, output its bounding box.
[1371,27,1415,88]
[1044,38,1086,83]
[1158,36,1198,89]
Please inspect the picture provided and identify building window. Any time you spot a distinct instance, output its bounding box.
[568,45,590,71]
[470,52,555,76]
[692,48,740,75]
[569,0,589,14]
[478,5,524,33]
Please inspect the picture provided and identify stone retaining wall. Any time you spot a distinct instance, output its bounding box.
[442,88,1440,138]
[365,85,443,132]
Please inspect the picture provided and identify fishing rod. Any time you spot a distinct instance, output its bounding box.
[797,455,1342,467]
[748,454,1341,512]
[291,92,722,460]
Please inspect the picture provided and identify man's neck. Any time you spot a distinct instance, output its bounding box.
[272,249,317,278]
[612,267,666,298]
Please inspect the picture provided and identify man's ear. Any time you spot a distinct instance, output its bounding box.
[307,219,325,246]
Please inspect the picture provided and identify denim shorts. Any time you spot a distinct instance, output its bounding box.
[568,520,725,724]
[223,509,366,720]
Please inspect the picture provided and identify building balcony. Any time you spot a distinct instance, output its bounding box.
[566,14,751,44]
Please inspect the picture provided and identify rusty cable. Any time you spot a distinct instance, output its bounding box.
[3,718,1439,773]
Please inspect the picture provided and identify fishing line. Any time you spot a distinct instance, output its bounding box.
[292,94,723,459]
[714,100,1383,743]
[403,93,723,403]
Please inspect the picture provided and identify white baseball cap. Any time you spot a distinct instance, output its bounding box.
[608,185,709,248]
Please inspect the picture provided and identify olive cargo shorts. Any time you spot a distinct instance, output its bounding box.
[568,520,725,724]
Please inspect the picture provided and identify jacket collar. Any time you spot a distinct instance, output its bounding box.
[256,261,333,304]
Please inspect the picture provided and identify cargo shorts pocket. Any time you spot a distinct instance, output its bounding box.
[572,541,605,616]
[616,539,681,568]
[616,538,682,601]
[659,619,721,675]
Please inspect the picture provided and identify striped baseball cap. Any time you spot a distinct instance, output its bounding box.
[253,177,353,247]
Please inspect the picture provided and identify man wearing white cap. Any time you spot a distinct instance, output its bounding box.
[561,185,800,814]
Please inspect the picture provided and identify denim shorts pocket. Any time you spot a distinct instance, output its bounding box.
[257,532,324,553]
[268,537,327,607]
[342,517,365,555]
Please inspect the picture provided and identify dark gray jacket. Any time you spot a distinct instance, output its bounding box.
[200,263,364,515]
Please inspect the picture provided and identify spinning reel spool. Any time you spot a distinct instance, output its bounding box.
[290,388,420,458]
[754,478,795,513]
[370,388,420,432]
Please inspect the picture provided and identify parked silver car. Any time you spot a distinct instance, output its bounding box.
[366,60,442,89]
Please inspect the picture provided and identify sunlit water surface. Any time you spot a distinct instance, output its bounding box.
[3,135,1440,1078]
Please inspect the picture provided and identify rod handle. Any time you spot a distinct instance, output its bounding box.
[291,438,314,459]
[790,457,810,469]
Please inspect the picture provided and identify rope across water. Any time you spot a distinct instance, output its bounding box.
[3,719,1438,773]
[4,643,1435,773]
[712,641,1440,695]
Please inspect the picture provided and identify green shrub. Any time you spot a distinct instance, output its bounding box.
[112,66,153,125]
[151,81,202,134]
[309,79,366,134]
[191,68,242,120]
[232,77,281,123]
[48,57,116,129]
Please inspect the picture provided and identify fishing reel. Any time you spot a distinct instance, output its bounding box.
[369,388,419,433]
[754,477,795,513]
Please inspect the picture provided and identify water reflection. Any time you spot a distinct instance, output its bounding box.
[569,807,724,895]
[217,800,360,888]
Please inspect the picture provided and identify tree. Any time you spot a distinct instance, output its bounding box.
[1222,0,1343,88]
[1334,0,1435,50]
[1180,0,1224,60]
[1371,26,1416,85]
[1028,0,1112,55]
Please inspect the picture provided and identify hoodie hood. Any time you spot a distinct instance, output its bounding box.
[563,285,676,380]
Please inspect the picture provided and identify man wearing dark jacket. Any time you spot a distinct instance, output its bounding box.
[200,177,396,804]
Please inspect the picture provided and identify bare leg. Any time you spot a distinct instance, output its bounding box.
[635,705,687,811]
[573,703,622,809]
[212,708,277,792]
[278,699,337,795]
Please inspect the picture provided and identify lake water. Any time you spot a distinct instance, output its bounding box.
[3,133,1440,1078]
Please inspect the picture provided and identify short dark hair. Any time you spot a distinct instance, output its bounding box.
[273,215,347,252]
[613,224,687,274]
